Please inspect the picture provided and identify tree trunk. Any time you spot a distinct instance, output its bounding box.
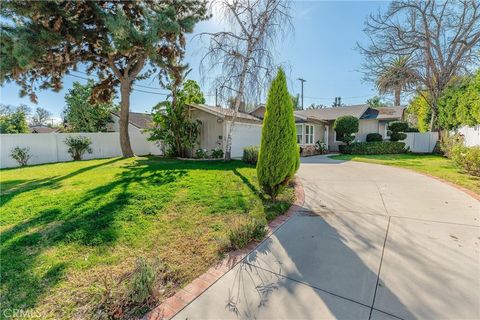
[394,88,401,106]
[119,80,134,158]
[224,75,247,161]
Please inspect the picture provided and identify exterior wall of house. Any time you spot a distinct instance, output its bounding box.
[328,119,386,151]
[190,109,224,152]
[356,119,380,142]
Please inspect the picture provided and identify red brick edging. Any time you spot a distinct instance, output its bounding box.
[144,179,305,320]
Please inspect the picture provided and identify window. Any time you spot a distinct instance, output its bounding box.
[335,131,345,142]
[305,124,314,144]
[296,124,303,144]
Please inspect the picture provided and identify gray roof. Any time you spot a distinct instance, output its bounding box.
[295,105,369,121]
[294,105,405,121]
[29,126,58,133]
[111,112,153,129]
[189,104,262,122]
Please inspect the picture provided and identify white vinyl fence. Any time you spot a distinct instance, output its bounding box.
[454,125,480,147]
[1,132,163,168]
[403,132,439,153]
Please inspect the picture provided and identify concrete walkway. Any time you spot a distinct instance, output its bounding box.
[174,155,480,320]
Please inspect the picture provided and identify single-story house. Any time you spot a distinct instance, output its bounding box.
[188,103,405,157]
[108,111,162,155]
[29,125,60,134]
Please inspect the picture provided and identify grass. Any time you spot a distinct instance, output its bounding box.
[331,153,480,195]
[0,157,294,319]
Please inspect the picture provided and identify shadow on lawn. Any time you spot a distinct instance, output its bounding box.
[0,158,188,313]
[0,157,287,314]
[0,158,124,206]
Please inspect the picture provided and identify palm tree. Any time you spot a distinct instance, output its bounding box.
[376,56,417,106]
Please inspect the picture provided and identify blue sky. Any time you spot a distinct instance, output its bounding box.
[0,1,390,120]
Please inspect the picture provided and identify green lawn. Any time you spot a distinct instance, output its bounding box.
[0,157,293,319]
[331,153,480,195]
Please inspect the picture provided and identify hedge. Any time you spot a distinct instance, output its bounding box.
[451,146,480,177]
[366,133,383,142]
[242,146,259,164]
[339,141,407,155]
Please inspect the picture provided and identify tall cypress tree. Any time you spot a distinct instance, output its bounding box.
[257,68,299,199]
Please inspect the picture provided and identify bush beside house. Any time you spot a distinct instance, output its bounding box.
[243,146,259,164]
[366,133,383,142]
[257,68,299,199]
[333,115,359,145]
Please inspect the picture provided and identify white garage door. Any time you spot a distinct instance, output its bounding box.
[228,121,263,158]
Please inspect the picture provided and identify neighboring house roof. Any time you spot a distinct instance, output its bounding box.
[375,106,405,120]
[29,126,58,133]
[111,112,153,129]
[189,104,262,123]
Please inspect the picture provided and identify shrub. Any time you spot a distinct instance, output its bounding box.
[388,121,408,141]
[333,115,359,145]
[439,132,464,158]
[64,136,92,160]
[366,133,383,142]
[210,147,224,159]
[405,127,419,132]
[242,146,259,164]
[10,146,31,166]
[228,218,267,250]
[315,140,328,154]
[195,148,208,159]
[339,141,407,155]
[257,68,299,200]
[451,146,480,177]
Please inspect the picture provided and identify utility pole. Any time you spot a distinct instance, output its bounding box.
[297,78,306,109]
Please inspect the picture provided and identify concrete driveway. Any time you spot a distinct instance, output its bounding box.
[174,155,480,320]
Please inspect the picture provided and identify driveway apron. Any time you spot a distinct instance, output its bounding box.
[174,155,480,320]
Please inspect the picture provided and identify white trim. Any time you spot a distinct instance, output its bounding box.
[334,130,342,143]
[305,124,314,145]
[296,124,304,145]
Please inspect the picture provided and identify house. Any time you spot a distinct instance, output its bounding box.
[29,125,59,134]
[108,111,154,132]
[107,111,162,155]
[294,105,405,152]
[188,104,263,158]
[188,103,405,157]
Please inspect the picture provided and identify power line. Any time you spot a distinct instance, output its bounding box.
[70,70,170,93]
[67,73,169,96]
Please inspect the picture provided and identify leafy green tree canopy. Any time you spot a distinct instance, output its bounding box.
[333,115,359,145]
[1,0,208,156]
[150,79,205,157]
[63,81,117,132]
[0,104,29,133]
[257,68,299,200]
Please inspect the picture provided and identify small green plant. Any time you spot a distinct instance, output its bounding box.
[388,121,408,141]
[334,115,359,145]
[242,146,260,164]
[195,148,208,159]
[440,132,464,158]
[451,146,480,177]
[10,146,31,166]
[366,133,383,142]
[210,147,224,159]
[315,141,328,154]
[228,218,267,250]
[64,136,93,160]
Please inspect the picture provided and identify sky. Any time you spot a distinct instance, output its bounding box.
[0,1,391,122]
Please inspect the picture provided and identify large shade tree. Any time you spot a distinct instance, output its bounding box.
[359,0,480,130]
[1,0,208,157]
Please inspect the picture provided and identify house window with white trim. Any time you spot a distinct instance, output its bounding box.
[296,124,303,144]
[335,131,345,142]
[305,124,314,144]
